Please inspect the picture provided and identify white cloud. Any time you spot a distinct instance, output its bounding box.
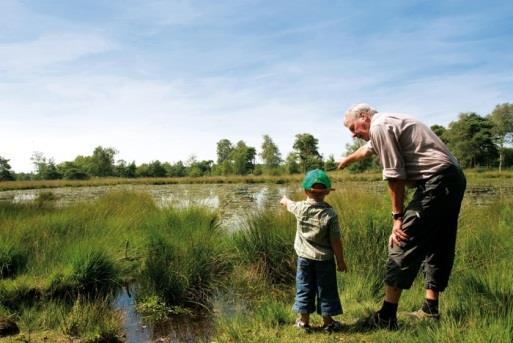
[0,33,115,73]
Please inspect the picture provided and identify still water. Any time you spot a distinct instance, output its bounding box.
[0,183,299,231]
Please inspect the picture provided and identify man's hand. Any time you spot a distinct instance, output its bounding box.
[337,146,373,170]
[389,219,408,248]
[279,195,289,207]
[337,258,348,273]
[337,158,349,170]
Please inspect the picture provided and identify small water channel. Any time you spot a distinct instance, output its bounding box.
[114,285,217,343]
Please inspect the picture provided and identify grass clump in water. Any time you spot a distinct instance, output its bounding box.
[49,249,121,300]
[138,207,232,314]
[233,209,296,285]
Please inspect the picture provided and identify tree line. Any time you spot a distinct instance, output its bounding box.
[0,133,337,181]
[0,103,512,181]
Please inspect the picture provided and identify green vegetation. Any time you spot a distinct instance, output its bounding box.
[3,168,513,192]
[0,192,230,341]
[138,207,232,312]
[215,188,513,342]
[0,158,15,182]
[233,210,296,284]
[0,179,512,342]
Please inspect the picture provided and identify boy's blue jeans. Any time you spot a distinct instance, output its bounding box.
[293,257,342,316]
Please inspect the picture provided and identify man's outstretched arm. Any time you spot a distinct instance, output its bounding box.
[337,145,373,170]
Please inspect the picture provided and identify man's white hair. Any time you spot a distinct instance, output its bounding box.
[344,103,378,127]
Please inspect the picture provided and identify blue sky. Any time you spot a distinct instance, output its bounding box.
[1,0,512,172]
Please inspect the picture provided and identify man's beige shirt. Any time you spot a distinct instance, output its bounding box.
[365,112,459,181]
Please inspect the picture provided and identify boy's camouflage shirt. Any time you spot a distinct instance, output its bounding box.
[286,198,341,261]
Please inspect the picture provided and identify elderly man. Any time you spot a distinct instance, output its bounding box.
[338,103,466,329]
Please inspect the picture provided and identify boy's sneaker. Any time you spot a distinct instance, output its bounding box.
[405,309,440,321]
[295,319,312,334]
[357,311,398,331]
[323,320,343,333]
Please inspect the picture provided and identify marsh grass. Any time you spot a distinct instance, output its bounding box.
[0,241,28,279]
[48,249,121,300]
[0,175,305,191]
[0,191,233,340]
[233,209,296,284]
[216,188,513,343]
[1,168,513,192]
[138,206,232,314]
[1,181,512,342]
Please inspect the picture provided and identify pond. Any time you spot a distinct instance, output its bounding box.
[0,183,300,231]
[1,181,511,222]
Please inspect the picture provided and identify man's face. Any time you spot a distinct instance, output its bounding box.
[346,113,371,141]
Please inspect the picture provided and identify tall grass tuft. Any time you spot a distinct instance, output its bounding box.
[140,234,186,306]
[139,206,232,311]
[233,209,296,284]
[59,297,122,342]
[49,249,121,300]
[0,241,28,279]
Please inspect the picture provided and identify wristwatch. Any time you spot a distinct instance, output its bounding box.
[392,211,404,220]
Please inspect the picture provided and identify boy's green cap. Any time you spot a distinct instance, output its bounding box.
[302,169,333,190]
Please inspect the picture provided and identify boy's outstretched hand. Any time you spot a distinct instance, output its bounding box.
[280,195,290,207]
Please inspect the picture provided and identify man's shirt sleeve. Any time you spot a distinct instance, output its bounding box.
[370,124,407,180]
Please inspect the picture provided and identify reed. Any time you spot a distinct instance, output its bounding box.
[138,206,232,312]
[0,241,28,279]
[232,209,296,284]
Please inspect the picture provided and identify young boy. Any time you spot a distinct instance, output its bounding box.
[280,169,347,333]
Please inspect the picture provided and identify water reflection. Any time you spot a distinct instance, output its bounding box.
[114,286,152,343]
[1,182,511,230]
[0,183,298,230]
[114,285,217,343]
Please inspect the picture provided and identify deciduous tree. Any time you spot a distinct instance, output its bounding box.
[90,146,117,177]
[216,139,233,164]
[231,141,256,175]
[285,152,300,174]
[489,103,513,172]
[292,133,323,172]
[260,135,281,172]
[0,156,15,181]
[344,138,379,173]
[444,113,498,168]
